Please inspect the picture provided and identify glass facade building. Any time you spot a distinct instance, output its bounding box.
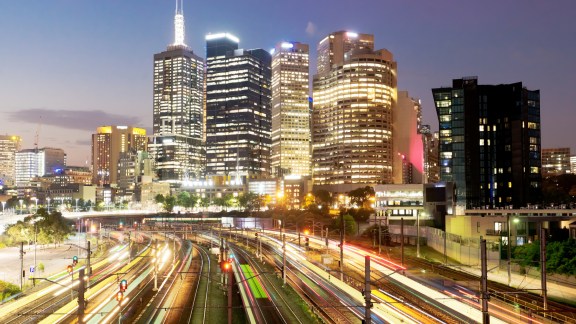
[150,3,205,184]
[15,148,66,187]
[205,33,272,181]
[432,77,542,209]
[271,42,311,177]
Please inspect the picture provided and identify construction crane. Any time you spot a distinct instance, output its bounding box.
[34,120,42,152]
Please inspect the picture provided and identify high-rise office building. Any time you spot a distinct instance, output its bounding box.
[271,42,310,177]
[150,0,204,184]
[393,91,424,184]
[317,31,374,76]
[541,148,571,178]
[432,77,541,209]
[91,126,147,185]
[205,33,272,181]
[15,148,66,187]
[0,135,21,187]
[312,31,397,190]
[571,156,576,174]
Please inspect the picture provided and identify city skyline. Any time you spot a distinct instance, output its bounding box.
[1,1,575,165]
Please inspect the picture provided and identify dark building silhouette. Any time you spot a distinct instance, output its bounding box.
[432,77,542,209]
[205,33,272,181]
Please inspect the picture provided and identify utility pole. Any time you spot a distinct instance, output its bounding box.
[325,226,328,247]
[282,234,286,285]
[228,266,233,324]
[540,226,548,311]
[19,242,25,290]
[33,225,37,286]
[416,211,421,258]
[480,238,489,324]
[87,240,91,276]
[373,212,377,248]
[401,217,404,267]
[378,219,382,254]
[364,256,372,324]
[507,214,511,286]
[298,225,301,247]
[259,231,262,262]
[340,212,344,281]
[78,268,85,323]
[153,240,158,291]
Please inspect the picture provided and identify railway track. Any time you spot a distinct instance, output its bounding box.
[407,256,576,323]
[248,234,360,323]
[188,242,210,323]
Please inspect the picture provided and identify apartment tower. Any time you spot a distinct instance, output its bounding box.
[432,77,542,209]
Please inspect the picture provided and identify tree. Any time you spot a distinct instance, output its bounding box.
[155,194,165,205]
[189,194,200,210]
[348,186,375,208]
[342,214,358,238]
[313,189,332,209]
[199,197,211,210]
[5,208,71,247]
[239,192,260,212]
[212,196,226,211]
[177,191,191,209]
[162,195,176,213]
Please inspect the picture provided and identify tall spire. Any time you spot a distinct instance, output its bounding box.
[173,0,186,46]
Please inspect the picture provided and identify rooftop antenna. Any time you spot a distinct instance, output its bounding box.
[173,0,186,46]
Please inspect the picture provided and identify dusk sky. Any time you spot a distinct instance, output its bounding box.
[1,0,575,166]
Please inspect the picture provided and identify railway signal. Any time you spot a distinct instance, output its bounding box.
[116,291,124,302]
[120,279,128,292]
[72,255,78,266]
[220,260,232,272]
[67,265,74,274]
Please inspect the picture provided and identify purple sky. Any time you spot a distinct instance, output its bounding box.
[1,0,574,165]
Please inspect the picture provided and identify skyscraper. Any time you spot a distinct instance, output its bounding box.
[316,31,374,76]
[150,0,204,184]
[91,126,147,185]
[312,31,397,190]
[271,42,310,177]
[15,148,66,187]
[205,33,272,181]
[0,135,21,187]
[432,77,542,209]
[541,147,571,178]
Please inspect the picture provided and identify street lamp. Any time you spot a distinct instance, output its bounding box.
[47,198,51,213]
[75,198,79,212]
[19,199,23,215]
[33,197,38,213]
[506,215,519,286]
[1,201,5,214]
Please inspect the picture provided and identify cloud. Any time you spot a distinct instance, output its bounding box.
[305,21,317,36]
[7,109,141,131]
[75,139,92,146]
